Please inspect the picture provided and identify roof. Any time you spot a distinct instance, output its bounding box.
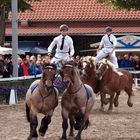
[6,26,140,36]
[9,0,140,21]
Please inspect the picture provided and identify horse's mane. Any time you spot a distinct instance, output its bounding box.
[81,56,96,66]
[100,59,118,73]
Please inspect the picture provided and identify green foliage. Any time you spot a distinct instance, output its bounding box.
[97,0,140,10]
[0,0,41,13]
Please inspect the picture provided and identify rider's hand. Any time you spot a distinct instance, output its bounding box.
[48,52,52,57]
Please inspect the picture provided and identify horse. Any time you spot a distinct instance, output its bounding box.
[96,58,134,112]
[60,61,95,140]
[25,63,59,140]
[80,56,101,94]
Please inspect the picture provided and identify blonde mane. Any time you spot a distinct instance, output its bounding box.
[81,56,96,66]
[101,59,118,73]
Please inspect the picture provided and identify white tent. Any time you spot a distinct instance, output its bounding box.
[0,47,25,55]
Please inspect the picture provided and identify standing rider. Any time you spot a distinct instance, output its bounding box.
[48,24,75,65]
[95,26,118,68]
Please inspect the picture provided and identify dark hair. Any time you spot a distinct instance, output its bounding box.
[60,24,69,31]
[105,26,112,32]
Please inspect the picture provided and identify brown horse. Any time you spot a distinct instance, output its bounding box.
[80,56,101,94]
[96,58,134,112]
[60,61,95,140]
[25,63,59,140]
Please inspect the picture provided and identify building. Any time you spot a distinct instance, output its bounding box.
[5,0,140,56]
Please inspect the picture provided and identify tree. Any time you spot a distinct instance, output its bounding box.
[97,0,140,10]
[0,0,40,47]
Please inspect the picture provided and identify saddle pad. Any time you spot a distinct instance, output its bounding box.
[84,84,93,99]
[30,83,38,94]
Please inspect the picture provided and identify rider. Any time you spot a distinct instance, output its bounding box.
[48,24,75,66]
[95,26,118,68]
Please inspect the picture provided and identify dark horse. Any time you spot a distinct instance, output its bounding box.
[60,61,95,140]
[96,59,134,112]
[25,63,59,140]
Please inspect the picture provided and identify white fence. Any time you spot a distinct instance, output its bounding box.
[129,71,140,89]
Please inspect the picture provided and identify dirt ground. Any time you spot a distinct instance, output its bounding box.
[0,87,140,140]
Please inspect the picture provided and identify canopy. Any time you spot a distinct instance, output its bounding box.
[0,46,25,55]
[90,35,140,52]
[30,46,48,54]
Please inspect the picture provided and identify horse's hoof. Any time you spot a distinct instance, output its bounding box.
[114,101,119,107]
[31,137,38,140]
[39,131,45,137]
[107,109,112,113]
[100,107,105,112]
[60,137,67,140]
[74,137,81,140]
[60,138,67,140]
[127,102,133,107]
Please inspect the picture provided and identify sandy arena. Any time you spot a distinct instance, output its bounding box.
[0,88,140,140]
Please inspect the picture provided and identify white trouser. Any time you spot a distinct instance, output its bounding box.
[96,49,118,68]
[50,53,71,70]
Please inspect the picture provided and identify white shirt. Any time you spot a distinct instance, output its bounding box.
[48,35,75,57]
[99,34,117,49]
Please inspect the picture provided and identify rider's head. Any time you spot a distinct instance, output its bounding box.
[60,24,69,36]
[105,26,112,35]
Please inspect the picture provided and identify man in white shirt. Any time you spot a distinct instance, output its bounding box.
[48,24,75,64]
[95,26,118,68]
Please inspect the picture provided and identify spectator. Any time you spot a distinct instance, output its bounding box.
[3,56,13,78]
[133,55,140,70]
[0,54,5,78]
[21,58,29,76]
[18,57,23,77]
[120,54,134,68]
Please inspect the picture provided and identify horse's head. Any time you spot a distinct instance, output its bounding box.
[80,56,96,77]
[96,59,109,80]
[60,61,75,87]
[42,63,57,90]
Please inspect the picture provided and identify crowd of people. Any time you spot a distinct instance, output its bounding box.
[0,53,139,79]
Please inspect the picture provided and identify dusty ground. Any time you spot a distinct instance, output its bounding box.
[0,87,140,140]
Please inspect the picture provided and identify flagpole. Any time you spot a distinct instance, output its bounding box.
[11,0,18,77]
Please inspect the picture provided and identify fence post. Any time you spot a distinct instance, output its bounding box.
[9,89,18,105]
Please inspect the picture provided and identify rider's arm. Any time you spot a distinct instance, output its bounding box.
[48,38,57,54]
[69,39,75,57]
[97,38,104,52]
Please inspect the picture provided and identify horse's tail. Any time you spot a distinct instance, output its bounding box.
[25,103,30,122]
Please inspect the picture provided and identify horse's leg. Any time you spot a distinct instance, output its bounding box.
[69,113,75,137]
[28,109,38,140]
[108,93,115,112]
[125,88,133,107]
[38,115,51,136]
[100,92,106,111]
[114,91,120,107]
[60,108,69,140]
[75,111,88,140]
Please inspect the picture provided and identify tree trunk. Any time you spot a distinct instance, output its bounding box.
[0,6,6,47]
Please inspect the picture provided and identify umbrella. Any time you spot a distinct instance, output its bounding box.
[30,46,48,54]
[0,46,25,55]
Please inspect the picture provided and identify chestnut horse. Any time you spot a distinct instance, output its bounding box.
[80,56,101,94]
[96,59,134,112]
[60,61,95,140]
[25,63,59,140]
